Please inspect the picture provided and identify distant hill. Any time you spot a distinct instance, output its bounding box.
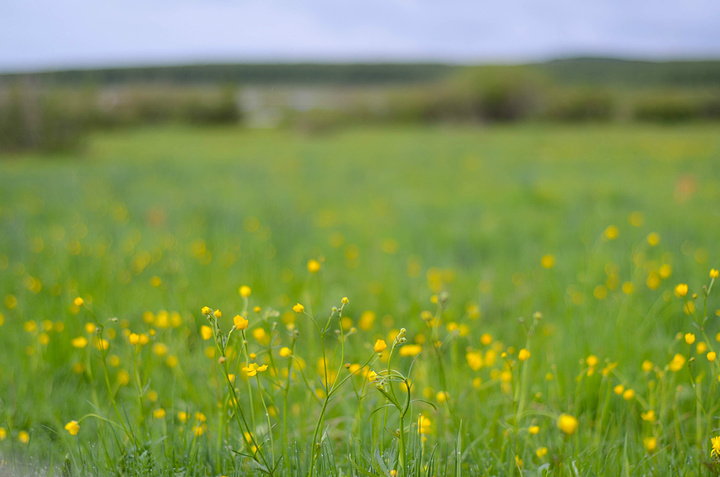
[537,57,720,87]
[1,58,719,88]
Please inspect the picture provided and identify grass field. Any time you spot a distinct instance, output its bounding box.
[1,124,719,476]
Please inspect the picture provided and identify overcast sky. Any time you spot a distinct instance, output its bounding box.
[2,0,719,72]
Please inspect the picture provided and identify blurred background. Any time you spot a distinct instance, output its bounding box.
[1,0,719,152]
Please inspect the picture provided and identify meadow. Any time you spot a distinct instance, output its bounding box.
[1,123,719,476]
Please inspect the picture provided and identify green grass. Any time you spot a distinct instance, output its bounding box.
[0,123,719,476]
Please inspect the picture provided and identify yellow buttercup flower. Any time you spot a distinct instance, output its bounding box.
[528,425,539,435]
[669,354,686,372]
[711,269,719,279]
[213,309,222,319]
[239,285,252,297]
[242,363,269,377]
[153,408,166,419]
[675,284,688,297]
[64,420,80,435]
[18,431,29,444]
[293,303,305,313]
[557,414,578,435]
[307,259,321,273]
[685,333,696,345]
[200,325,213,340]
[74,297,84,307]
[644,437,657,453]
[518,349,531,362]
[279,347,292,358]
[201,306,211,316]
[373,339,387,354]
[233,315,248,330]
[71,336,88,348]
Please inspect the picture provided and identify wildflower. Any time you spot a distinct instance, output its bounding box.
[201,306,211,316]
[239,285,252,297]
[213,309,222,319]
[178,412,188,423]
[697,342,708,354]
[374,339,387,354]
[518,349,531,362]
[529,425,540,435]
[436,391,449,403]
[74,297,84,307]
[200,325,213,340]
[480,333,493,345]
[152,343,168,357]
[642,360,653,372]
[604,225,619,240]
[557,414,578,435]
[153,408,166,419]
[644,437,657,453]
[292,303,304,313]
[466,351,483,371]
[419,415,431,434]
[233,315,248,330]
[586,355,599,367]
[711,269,719,279]
[647,232,660,246]
[18,431,29,444]
[64,420,80,435]
[669,354,686,372]
[71,336,88,348]
[0,428,6,440]
[399,344,422,357]
[641,410,656,422]
[675,284,688,297]
[613,384,625,395]
[307,259,321,273]
[242,363,268,377]
[536,447,548,458]
[129,333,140,345]
[623,389,635,401]
[708,352,717,362]
[279,347,292,358]
[685,333,695,345]
[541,254,555,269]
[712,436,720,457]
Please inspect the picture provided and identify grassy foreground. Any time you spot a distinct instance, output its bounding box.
[1,124,719,476]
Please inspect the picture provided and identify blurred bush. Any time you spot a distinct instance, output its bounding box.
[0,83,241,153]
[632,92,720,123]
[0,84,89,153]
[540,88,616,122]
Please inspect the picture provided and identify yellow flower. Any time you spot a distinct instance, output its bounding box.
[697,342,708,354]
[518,349,531,362]
[641,410,656,422]
[18,431,29,444]
[540,254,555,269]
[613,384,625,395]
[239,285,252,297]
[279,347,292,358]
[604,225,619,240]
[711,269,719,279]
[200,325,213,340]
[623,389,635,401]
[675,284,688,297]
[74,297,84,307]
[153,408,166,419]
[374,339,387,354]
[466,351,483,371]
[644,437,657,453]
[642,360,653,372]
[201,306,211,316]
[0,427,6,440]
[646,232,660,246]
[307,259,321,273]
[712,436,720,457]
[708,351,717,362]
[436,391,449,403]
[64,420,80,435]
[292,303,305,313]
[152,343,168,357]
[129,333,140,345]
[399,344,422,357]
[528,425,540,435]
[242,363,269,377]
[480,333,493,345]
[586,355,598,367]
[341,297,349,305]
[669,353,686,372]
[71,336,88,348]
[213,309,222,319]
[685,333,696,345]
[233,315,248,330]
[536,446,548,458]
[557,414,578,435]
